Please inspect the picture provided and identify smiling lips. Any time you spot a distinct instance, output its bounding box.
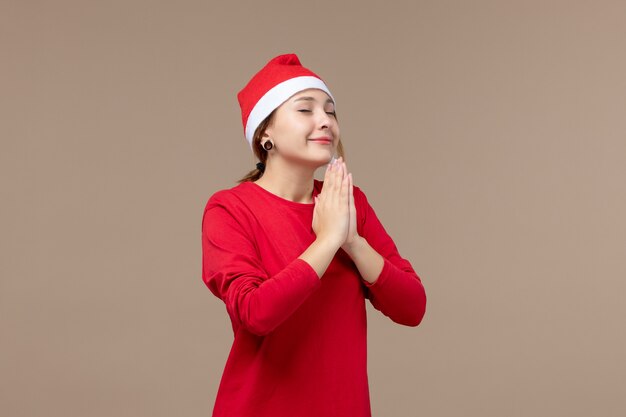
[308,137,332,144]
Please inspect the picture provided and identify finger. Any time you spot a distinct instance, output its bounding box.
[311,197,318,231]
[329,159,342,194]
[323,160,334,194]
[340,169,350,203]
[348,173,354,195]
[335,158,345,186]
[348,173,355,211]
[339,161,348,190]
[346,172,352,197]
[313,195,322,218]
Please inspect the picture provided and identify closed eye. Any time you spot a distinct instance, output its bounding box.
[297,109,336,116]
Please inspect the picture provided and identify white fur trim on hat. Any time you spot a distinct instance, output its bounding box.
[244,76,335,148]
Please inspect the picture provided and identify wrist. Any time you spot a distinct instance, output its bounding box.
[342,235,365,257]
[315,234,344,253]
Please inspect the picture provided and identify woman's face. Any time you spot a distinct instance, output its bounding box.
[264,88,339,168]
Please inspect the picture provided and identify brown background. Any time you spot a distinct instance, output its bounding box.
[1,1,625,416]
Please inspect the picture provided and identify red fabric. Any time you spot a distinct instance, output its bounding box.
[201,180,426,417]
[237,54,323,131]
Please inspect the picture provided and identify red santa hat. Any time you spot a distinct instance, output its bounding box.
[237,53,335,149]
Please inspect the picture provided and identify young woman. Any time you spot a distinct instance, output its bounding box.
[201,54,426,417]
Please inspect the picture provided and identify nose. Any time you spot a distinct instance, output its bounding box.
[318,109,331,129]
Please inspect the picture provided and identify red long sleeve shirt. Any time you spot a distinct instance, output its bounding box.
[201,179,426,417]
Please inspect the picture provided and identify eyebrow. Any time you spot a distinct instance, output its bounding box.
[293,96,335,105]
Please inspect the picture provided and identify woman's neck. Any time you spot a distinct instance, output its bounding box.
[254,159,316,203]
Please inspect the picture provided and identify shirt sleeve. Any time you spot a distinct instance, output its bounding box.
[201,199,321,336]
[355,187,427,327]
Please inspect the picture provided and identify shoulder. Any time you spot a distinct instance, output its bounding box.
[352,183,369,203]
[202,182,260,238]
[202,182,262,231]
[204,182,254,211]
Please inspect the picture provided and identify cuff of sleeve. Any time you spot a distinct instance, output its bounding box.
[293,258,323,287]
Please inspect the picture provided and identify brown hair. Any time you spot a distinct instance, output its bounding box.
[237,111,345,183]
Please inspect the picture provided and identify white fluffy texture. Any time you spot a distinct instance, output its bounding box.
[245,76,335,149]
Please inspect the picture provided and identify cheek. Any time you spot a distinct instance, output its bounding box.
[277,116,307,134]
[270,115,316,144]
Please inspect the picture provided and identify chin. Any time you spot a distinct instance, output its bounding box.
[316,153,335,165]
[287,151,334,169]
[299,157,329,171]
